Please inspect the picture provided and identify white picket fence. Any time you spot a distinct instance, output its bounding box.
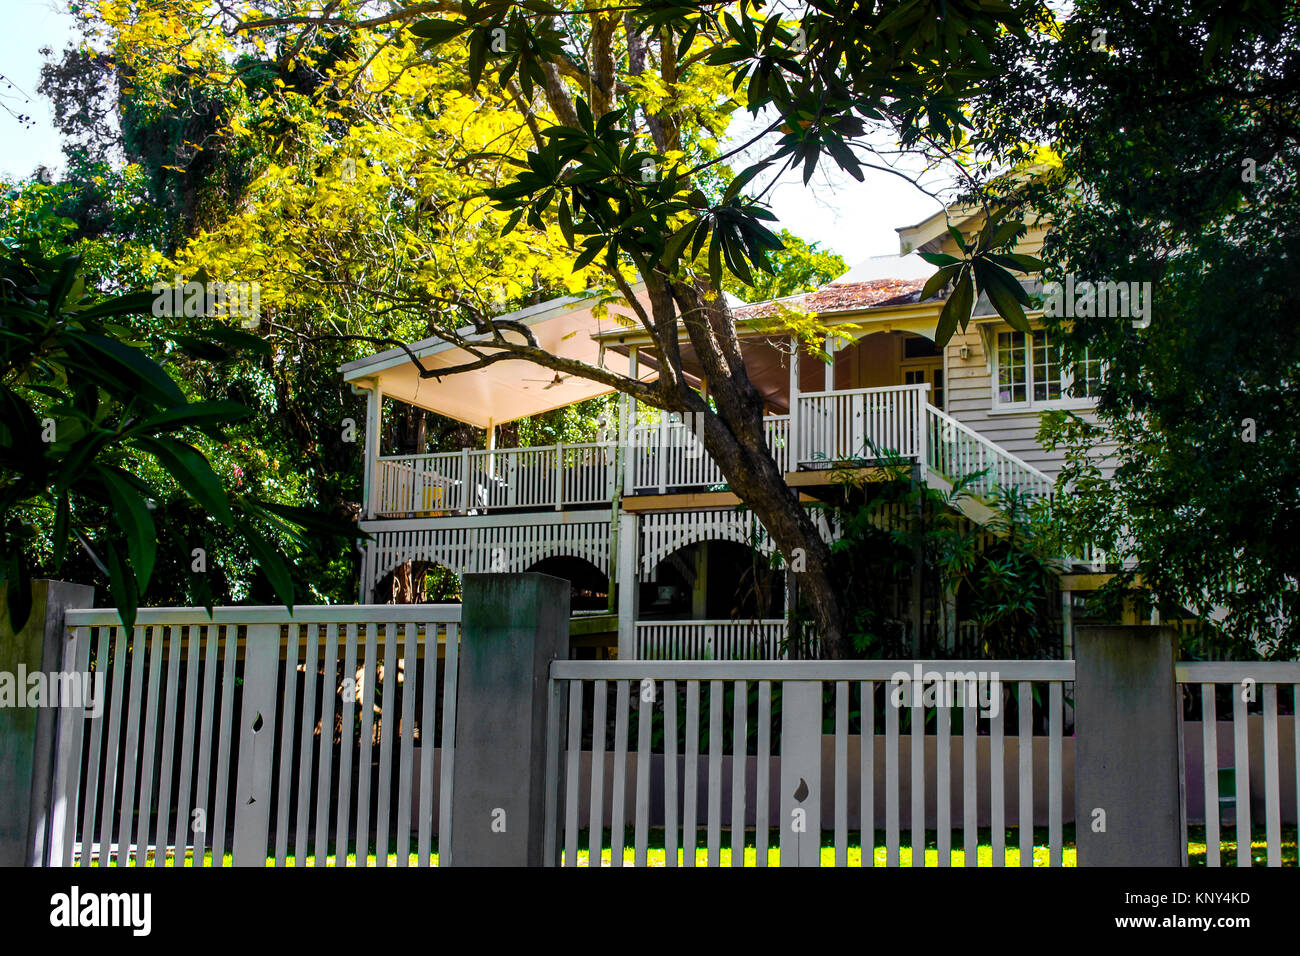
[1178,661,1300,867]
[543,659,1074,866]
[635,620,789,659]
[39,600,1299,868]
[47,605,462,867]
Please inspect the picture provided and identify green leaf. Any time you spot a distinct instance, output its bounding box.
[74,334,186,408]
[920,263,962,301]
[96,465,158,591]
[918,251,962,267]
[936,268,973,345]
[660,220,699,269]
[241,521,295,610]
[3,549,32,633]
[99,539,138,633]
[130,400,251,437]
[408,18,468,43]
[134,436,233,522]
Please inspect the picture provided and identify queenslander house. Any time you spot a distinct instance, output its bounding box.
[341,203,1128,660]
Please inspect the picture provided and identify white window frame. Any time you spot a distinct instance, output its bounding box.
[989,325,1100,413]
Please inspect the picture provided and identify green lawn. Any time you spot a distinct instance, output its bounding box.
[1187,824,1299,867]
[79,823,1298,866]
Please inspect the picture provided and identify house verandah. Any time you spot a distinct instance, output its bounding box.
[339,267,1105,660]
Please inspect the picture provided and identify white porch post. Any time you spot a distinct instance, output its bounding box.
[1062,587,1074,660]
[788,336,801,468]
[361,540,376,603]
[824,335,835,391]
[485,418,496,479]
[622,345,639,494]
[363,380,383,518]
[616,512,640,658]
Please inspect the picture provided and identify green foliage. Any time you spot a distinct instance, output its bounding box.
[811,447,1061,659]
[973,0,1300,656]
[721,230,846,303]
[0,247,356,631]
[411,0,1049,333]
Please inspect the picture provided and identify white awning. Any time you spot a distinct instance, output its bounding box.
[340,289,654,429]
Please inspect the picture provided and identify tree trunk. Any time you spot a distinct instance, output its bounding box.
[633,275,852,657]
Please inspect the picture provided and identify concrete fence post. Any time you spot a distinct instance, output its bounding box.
[0,580,95,866]
[450,572,570,865]
[1074,625,1186,866]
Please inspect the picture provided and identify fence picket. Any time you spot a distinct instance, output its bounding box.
[274,627,300,867]
[860,682,874,868]
[1018,681,1032,868]
[707,680,723,866]
[611,680,631,867]
[756,681,771,868]
[937,700,950,867]
[396,623,419,866]
[1233,689,1251,866]
[1263,684,1281,867]
[375,625,398,867]
[910,692,925,867]
[563,680,582,867]
[210,625,238,867]
[684,681,700,867]
[589,679,607,867]
[732,680,748,867]
[355,627,377,867]
[132,626,165,867]
[294,626,320,865]
[664,680,679,867]
[1201,683,1220,867]
[634,682,652,866]
[314,623,339,865]
[1049,682,1063,867]
[885,684,899,866]
[437,624,459,863]
[963,680,977,868]
[335,625,358,865]
[115,626,148,867]
[80,628,113,867]
[416,624,437,866]
[990,694,1005,868]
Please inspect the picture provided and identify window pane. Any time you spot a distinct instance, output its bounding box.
[997,331,1027,404]
[1074,348,1101,397]
[904,336,940,359]
[933,369,944,409]
[1032,330,1062,401]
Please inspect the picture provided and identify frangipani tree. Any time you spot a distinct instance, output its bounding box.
[92,0,1048,656]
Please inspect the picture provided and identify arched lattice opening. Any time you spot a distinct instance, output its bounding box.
[375,560,463,604]
[641,539,784,621]
[526,555,610,612]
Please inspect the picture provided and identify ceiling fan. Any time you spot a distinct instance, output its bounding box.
[523,372,570,389]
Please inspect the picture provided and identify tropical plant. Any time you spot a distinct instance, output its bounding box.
[0,246,356,630]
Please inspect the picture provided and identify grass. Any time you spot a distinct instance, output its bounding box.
[1187,824,1298,867]
[77,823,1298,866]
[562,826,1077,866]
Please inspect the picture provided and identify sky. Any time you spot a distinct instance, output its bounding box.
[0,1,945,269]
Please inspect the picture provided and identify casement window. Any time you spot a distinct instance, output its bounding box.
[993,330,1100,409]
